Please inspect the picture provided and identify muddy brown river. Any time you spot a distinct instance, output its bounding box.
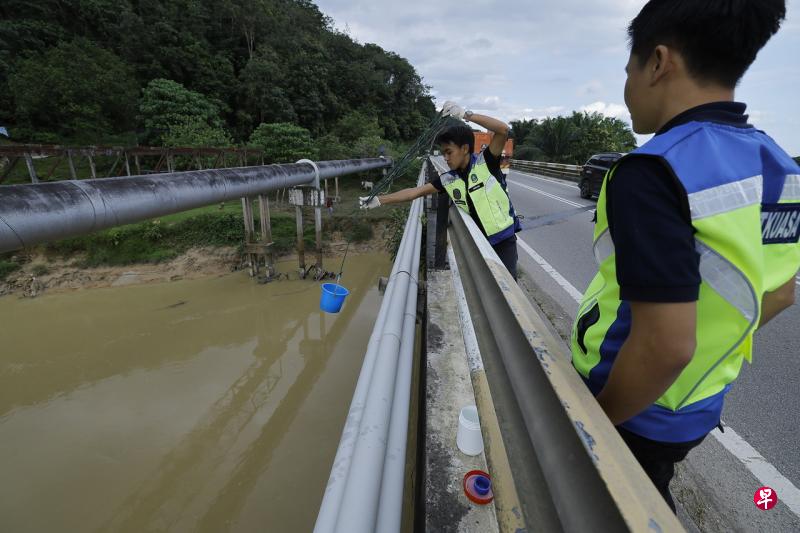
[0,252,391,532]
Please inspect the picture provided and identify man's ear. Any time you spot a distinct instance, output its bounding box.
[649,45,674,86]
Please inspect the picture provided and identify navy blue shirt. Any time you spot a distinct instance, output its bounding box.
[607,102,751,302]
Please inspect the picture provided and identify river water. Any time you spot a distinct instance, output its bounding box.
[0,252,391,532]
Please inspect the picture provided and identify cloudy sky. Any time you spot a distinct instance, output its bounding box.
[315,0,800,154]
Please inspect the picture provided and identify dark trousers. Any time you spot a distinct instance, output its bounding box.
[492,237,518,280]
[618,427,706,513]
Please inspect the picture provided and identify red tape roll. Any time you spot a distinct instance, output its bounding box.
[463,469,494,505]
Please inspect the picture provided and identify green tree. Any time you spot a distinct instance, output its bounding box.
[139,78,222,145]
[350,135,391,159]
[509,119,539,145]
[8,38,137,142]
[514,143,544,161]
[511,112,636,164]
[238,46,297,132]
[163,118,232,148]
[249,122,316,163]
[334,111,384,144]
[315,133,348,160]
[534,117,578,162]
[0,0,437,146]
[567,112,636,164]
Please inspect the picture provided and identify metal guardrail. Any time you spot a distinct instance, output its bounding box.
[430,156,683,532]
[0,157,391,254]
[510,159,582,181]
[0,144,267,183]
[314,162,425,533]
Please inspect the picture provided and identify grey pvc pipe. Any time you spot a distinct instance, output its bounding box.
[335,192,422,531]
[315,164,425,533]
[314,203,413,532]
[315,233,407,531]
[0,158,390,253]
[334,198,421,532]
[376,216,421,532]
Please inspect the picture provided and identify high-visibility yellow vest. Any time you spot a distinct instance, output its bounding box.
[441,153,516,244]
[571,121,800,442]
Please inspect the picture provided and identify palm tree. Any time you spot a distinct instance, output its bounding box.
[535,117,577,163]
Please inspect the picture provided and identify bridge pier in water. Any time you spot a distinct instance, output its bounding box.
[240,195,276,279]
[288,183,327,280]
[240,182,328,281]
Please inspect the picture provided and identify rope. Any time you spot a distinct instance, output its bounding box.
[327,112,456,284]
[364,112,453,203]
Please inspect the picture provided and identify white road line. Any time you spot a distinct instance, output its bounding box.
[712,424,800,516]
[511,169,581,190]
[518,236,800,516]
[517,238,584,302]
[508,179,589,208]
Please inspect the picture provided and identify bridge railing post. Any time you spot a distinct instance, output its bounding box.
[434,192,449,269]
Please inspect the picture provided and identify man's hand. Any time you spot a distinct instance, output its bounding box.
[441,101,466,120]
[359,196,381,210]
[596,301,697,425]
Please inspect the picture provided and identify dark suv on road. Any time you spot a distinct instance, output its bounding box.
[579,152,625,199]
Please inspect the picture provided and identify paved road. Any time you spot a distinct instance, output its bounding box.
[506,169,800,526]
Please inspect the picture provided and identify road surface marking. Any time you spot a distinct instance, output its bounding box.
[510,169,581,190]
[508,179,588,208]
[517,237,800,517]
[712,424,800,516]
[516,238,584,302]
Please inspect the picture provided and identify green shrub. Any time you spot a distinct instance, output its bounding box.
[36,206,378,269]
[0,260,20,281]
[346,219,374,242]
[384,207,409,259]
[31,264,50,276]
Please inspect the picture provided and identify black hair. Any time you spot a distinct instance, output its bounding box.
[436,123,474,154]
[628,0,786,87]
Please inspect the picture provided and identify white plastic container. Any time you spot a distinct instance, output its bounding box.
[456,405,483,456]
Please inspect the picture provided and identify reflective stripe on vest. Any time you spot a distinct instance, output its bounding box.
[442,153,514,243]
[571,121,800,442]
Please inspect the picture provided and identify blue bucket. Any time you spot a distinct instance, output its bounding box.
[320,283,350,313]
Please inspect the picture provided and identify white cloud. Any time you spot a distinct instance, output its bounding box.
[578,80,605,97]
[579,101,631,121]
[315,0,800,155]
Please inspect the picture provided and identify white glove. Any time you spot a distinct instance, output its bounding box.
[441,100,466,120]
[359,196,381,210]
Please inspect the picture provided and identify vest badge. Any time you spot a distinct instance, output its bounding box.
[761,203,800,244]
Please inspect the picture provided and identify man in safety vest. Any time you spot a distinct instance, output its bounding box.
[571,0,798,512]
[360,103,521,278]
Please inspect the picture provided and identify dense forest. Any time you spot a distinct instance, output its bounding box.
[0,0,437,160]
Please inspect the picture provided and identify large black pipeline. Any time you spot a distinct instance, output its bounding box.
[0,158,390,253]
